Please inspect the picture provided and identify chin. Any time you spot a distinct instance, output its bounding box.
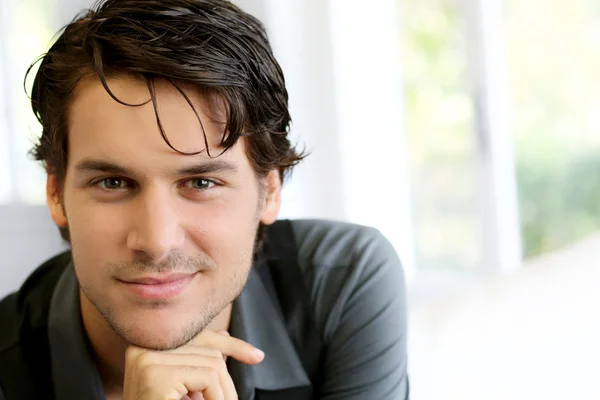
[122,322,200,350]
[128,333,187,351]
[112,311,207,350]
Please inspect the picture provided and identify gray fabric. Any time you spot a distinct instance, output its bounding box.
[227,269,311,399]
[292,220,409,399]
[46,262,310,400]
[48,264,107,400]
[0,219,409,399]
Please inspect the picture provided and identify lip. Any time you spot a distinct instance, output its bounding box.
[119,272,197,300]
[123,272,196,285]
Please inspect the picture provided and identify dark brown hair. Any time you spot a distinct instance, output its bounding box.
[27,0,305,242]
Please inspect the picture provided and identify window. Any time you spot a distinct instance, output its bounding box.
[0,0,60,205]
[401,0,481,272]
[401,0,600,273]
[506,0,600,258]
[0,53,12,203]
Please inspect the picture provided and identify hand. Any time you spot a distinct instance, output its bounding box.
[123,330,265,400]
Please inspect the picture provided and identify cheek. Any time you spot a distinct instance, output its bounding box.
[65,191,131,257]
[72,206,129,236]
[184,194,260,261]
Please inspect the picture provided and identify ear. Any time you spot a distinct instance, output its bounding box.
[259,169,282,225]
[46,175,68,227]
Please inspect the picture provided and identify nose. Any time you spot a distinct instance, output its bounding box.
[126,186,185,262]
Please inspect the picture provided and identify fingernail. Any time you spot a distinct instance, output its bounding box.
[253,348,265,360]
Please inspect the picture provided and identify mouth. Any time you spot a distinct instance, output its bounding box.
[118,272,197,300]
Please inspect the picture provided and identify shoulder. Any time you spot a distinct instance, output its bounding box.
[290,218,395,266]
[289,218,402,279]
[0,251,71,353]
[288,219,406,341]
[0,294,19,354]
[0,252,70,398]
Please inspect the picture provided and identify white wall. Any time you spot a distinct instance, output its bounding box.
[0,206,67,296]
[262,0,416,276]
[250,0,348,222]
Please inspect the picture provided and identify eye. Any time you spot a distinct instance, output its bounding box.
[97,178,128,190]
[187,178,215,190]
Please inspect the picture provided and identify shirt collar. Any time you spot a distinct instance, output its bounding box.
[48,262,105,400]
[227,266,311,400]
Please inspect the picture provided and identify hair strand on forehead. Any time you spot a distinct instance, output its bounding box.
[26,0,307,243]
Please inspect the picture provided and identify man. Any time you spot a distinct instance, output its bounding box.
[0,0,409,399]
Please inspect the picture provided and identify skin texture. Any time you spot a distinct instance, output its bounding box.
[46,76,281,398]
[123,329,263,400]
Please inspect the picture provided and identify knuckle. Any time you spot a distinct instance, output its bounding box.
[136,351,157,367]
[205,367,220,381]
[125,346,140,360]
[136,351,160,368]
[140,363,162,384]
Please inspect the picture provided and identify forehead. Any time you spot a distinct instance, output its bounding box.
[66,76,238,166]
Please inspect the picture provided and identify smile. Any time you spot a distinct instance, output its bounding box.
[118,272,197,300]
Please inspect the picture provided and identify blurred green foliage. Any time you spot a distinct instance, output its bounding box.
[506,0,600,257]
[401,0,480,270]
[516,149,600,258]
[402,0,600,266]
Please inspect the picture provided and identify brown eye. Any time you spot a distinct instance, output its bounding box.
[188,179,213,190]
[99,178,127,190]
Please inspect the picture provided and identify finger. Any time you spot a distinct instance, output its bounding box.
[179,366,225,400]
[139,364,224,400]
[218,331,229,361]
[125,346,147,394]
[136,351,237,400]
[165,346,223,357]
[188,330,264,365]
[166,346,228,370]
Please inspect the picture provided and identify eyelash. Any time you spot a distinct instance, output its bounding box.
[91,177,217,192]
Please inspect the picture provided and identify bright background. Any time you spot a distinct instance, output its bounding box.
[1,0,599,398]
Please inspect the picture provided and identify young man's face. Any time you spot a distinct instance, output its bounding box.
[47,77,281,350]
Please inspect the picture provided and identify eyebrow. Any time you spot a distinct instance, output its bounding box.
[74,159,238,177]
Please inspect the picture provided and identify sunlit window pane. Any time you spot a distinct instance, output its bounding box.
[0,123,12,203]
[401,0,481,271]
[2,0,56,204]
[506,0,600,258]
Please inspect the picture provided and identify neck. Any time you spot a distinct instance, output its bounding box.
[79,290,233,397]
